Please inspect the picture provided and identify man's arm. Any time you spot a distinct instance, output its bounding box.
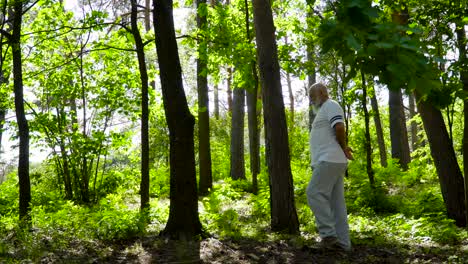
[334,122,353,160]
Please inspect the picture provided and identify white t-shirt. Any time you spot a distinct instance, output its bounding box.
[310,99,347,167]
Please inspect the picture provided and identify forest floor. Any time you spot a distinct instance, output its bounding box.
[5,232,467,264]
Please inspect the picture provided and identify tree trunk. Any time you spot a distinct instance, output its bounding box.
[214,84,219,119]
[306,9,316,131]
[370,86,387,167]
[415,91,466,227]
[197,0,213,195]
[230,87,246,180]
[252,0,299,234]
[284,35,294,126]
[11,3,31,223]
[408,93,419,151]
[0,109,4,155]
[389,88,411,170]
[131,0,150,211]
[227,67,233,114]
[286,71,294,125]
[245,0,260,193]
[56,107,73,200]
[153,0,203,239]
[362,72,374,187]
[456,21,468,228]
[0,66,5,154]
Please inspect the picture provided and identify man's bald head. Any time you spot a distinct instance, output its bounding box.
[308,83,329,107]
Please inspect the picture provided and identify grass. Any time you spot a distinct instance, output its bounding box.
[1,155,468,263]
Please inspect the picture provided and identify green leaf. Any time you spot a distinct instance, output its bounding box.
[346,33,361,51]
[375,42,394,49]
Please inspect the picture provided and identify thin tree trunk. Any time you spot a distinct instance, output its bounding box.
[131,0,150,212]
[408,93,418,151]
[0,66,5,154]
[214,84,219,119]
[370,86,387,167]
[153,0,203,239]
[456,20,468,228]
[11,3,31,223]
[306,7,316,131]
[57,107,73,199]
[362,72,374,187]
[227,68,233,114]
[415,91,466,227]
[389,88,411,170]
[244,0,259,193]
[145,0,156,91]
[230,87,246,180]
[286,71,294,125]
[0,108,4,154]
[252,0,299,234]
[211,0,219,119]
[284,35,294,126]
[197,0,213,195]
[145,0,151,31]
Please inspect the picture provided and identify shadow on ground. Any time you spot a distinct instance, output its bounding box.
[2,233,467,263]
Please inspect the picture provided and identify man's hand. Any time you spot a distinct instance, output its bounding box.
[343,146,353,160]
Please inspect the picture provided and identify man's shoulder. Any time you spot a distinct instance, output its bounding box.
[323,99,342,110]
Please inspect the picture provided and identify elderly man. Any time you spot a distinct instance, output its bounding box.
[307,82,353,251]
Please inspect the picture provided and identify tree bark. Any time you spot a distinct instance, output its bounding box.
[0,108,4,155]
[11,2,31,223]
[0,69,5,156]
[415,91,466,227]
[389,9,411,171]
[227,67,233,114]
[197,0,213,195]
[131,0,150,211]
[362,72,374,187]
[389,88,411,170]
[408,93,419,151]
[306,8,316,131]
[456,20,468,228]
[370,86,387,167]
[230,87,246,180]
[245,0,259,193]
[286,71,294,125]
[153,0,203,239]
[252,0,299,234]
[284,35,294,126]
[214,84,219,119]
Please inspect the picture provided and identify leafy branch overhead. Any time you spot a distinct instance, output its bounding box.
[318,0,443,104]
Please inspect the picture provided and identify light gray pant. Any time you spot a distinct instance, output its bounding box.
[307,161,350,250]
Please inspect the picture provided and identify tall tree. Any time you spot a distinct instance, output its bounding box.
[252,0,299,234]
[389,10,411,170]
[210,0,220,119]
[408,93,419,151]
[456,13,468,228]
[388,88,410,170]
[370,85,387,167]
[230,86,246,180]
[0,108,4,155]
[130,0,150,211]
[197,0,213,195]
[361,72,374,187]
[283,35,294,125]
[153,0,203,238]
[244,0,259,193]
[10,1,31,222]
[227,67,233,113]
[415,91,466,227]
[305,6,316,130]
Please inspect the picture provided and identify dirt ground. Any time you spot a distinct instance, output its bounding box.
[14,235,466,264]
